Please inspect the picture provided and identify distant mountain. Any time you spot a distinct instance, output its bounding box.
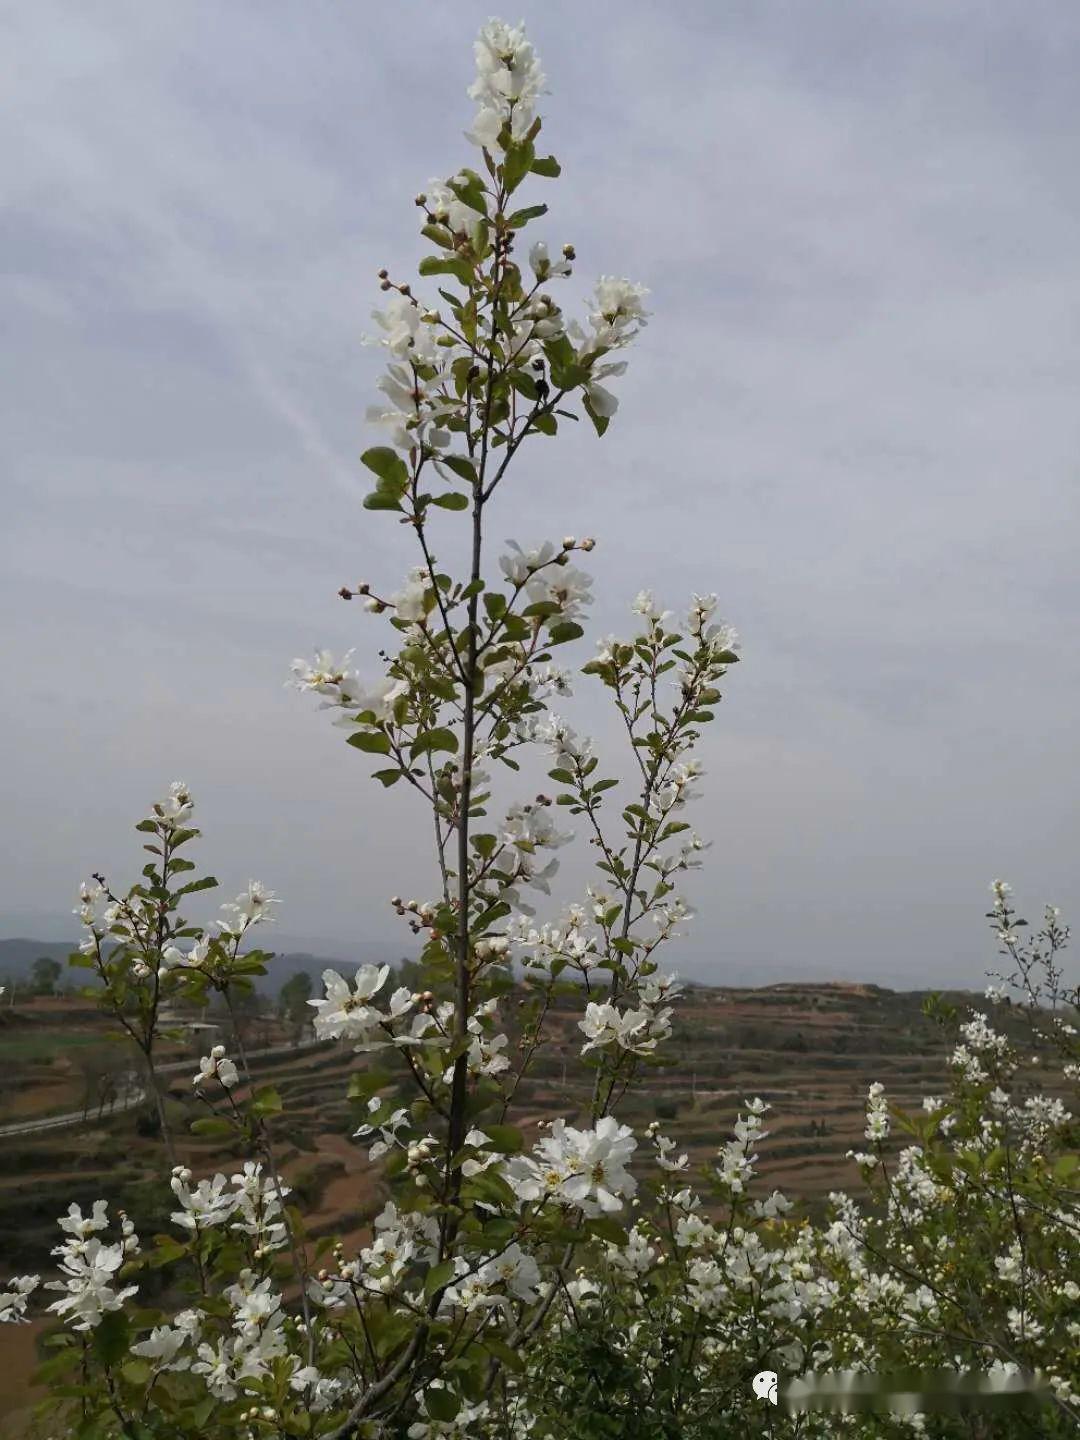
[0,934,413,993]
[260,944,415,992]
[0,938,77,977]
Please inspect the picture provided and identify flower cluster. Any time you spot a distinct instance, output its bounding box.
[44,1202,139,1331]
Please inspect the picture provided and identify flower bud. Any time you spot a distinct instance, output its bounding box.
[377,268,389,279]
[562,244,576,260]
[414,193,427,206]
[562,536,575,549]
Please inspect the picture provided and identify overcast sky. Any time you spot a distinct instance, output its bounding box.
[3,1,1078,987]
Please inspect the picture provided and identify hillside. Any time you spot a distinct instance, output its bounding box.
[0,977,1032,1426]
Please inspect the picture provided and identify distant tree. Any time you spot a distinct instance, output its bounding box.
[278,971,313,1039]
[76,1046,128,1122]
[395,956,424,991]
[226,984,268,1052]
[31,955,62,995]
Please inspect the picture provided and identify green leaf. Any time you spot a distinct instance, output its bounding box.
[507,203,548,228]
[509,369,539,402]
[176,875,218,898]
[421,222,454,248]
[503,138,535,192]
[411,727,459,757]
[431,492,469,510]
[440,455,478,484]
[483,1124,524,1154]
[483,1336,525,1373]
[92,1310,130,1367]
[346,730,392,755]
[418,256,474,287]
[361,447,409,487]
[121,1358,152,1386]
[424,1386,461,1423]
[348,1069,393,1101]
[190,1116,235,1138]
[587,1215,627,1246]
[149,1235,188,1268]
[547,620,584,645]
[31,1347,82,1383]
[251,1084,282,1118]
[372,767,402,788]
[582,393,610,436]
[424,1259,456,1298]
[447,169,488,215]
[530,154,561,178]
[363,490,404,511]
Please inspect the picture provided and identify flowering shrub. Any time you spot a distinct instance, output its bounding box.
[5,20,1076,1440]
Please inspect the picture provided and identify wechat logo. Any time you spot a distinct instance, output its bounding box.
[752,1370,778,1405]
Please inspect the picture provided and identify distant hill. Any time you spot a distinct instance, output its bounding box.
[0,939,76,978]
[0,936,411,994]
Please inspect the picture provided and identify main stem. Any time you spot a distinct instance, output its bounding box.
[445,184,505,1190]
[447,486,483,1174]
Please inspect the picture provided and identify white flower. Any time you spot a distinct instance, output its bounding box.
[1006,1306,1043,1341]
[500,539,559,585]
[45,1215,139,1333]
[508,1116,638,1216]
[528,241,572,281]
[156,781,194,831]
[461,1030,511,1078]
[525,563,593,620]
[308,965,390,1041]
[57,1201,110,1238]
[217,881,279,936]
[194,1046,239,1090]
[369,293,437,362]
[865,1081,890,1142]
[577,276,650,358]
[130,1325,191,1369]
[391,569,431,623]
[467,19,545,151]
[170,1172,236,1233]
[579,1001,672,1056]
[161,935,211,972]
[355,1101,410,1161]
[481,1243,542,1301]
[0,1275,39,1324]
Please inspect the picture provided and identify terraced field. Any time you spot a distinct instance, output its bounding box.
[0,978,1009,1426]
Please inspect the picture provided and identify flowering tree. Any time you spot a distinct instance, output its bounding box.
[3,21,1077,1440]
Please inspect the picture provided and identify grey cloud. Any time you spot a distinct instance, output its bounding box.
[1,0,1077,988]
